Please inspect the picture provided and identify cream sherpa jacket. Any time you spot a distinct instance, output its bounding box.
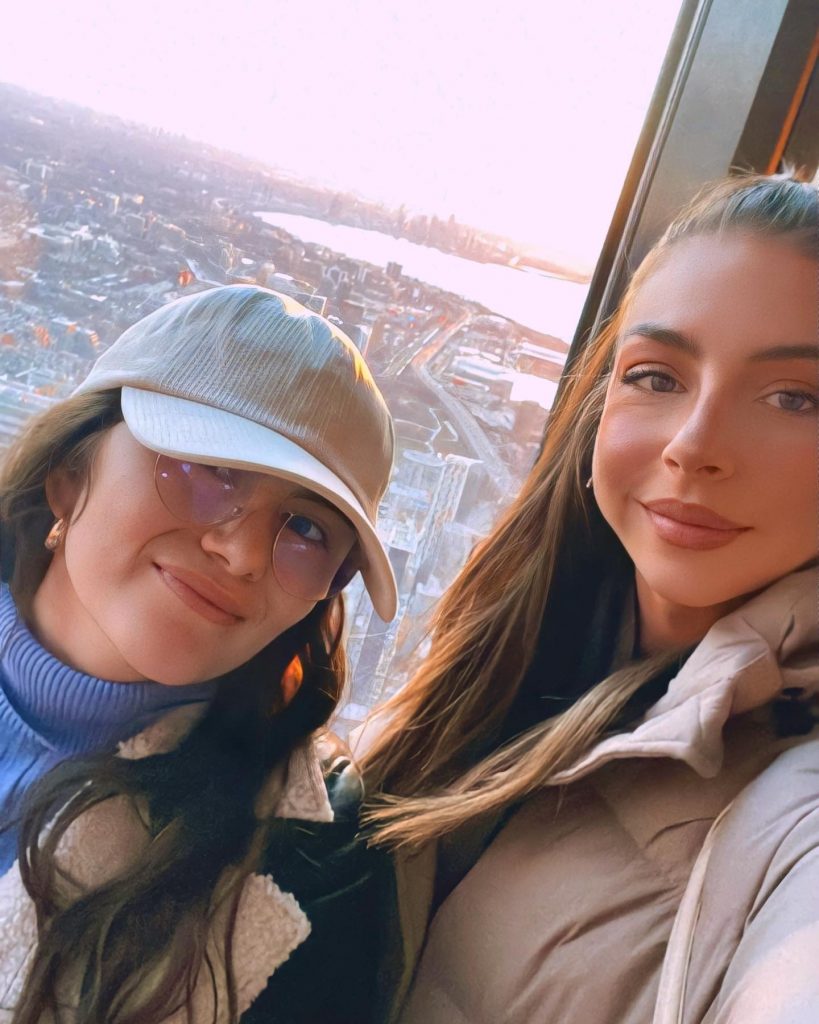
[0,704,332,1022]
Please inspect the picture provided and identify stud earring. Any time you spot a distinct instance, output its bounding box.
[585,476,593,491]
[44,518,66,551]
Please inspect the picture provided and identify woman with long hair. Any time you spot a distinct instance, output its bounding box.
[0,284,397,1023]
[361,173,819,1024]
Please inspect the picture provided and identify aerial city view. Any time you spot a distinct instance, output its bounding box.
[0,83,589,734]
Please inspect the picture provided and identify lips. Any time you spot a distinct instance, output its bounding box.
[155,564,244,624]
[641,499,749,552]
[643,500,746,531]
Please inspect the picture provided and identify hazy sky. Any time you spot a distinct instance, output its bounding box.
[3,1,681,266]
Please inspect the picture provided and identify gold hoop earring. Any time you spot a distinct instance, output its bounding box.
[44,518,67,551]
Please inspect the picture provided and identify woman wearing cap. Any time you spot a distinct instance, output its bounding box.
[0,285,396,1023]
[361,174,819,1024]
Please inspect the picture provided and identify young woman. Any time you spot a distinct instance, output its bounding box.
[0,284,397,1023]
[361,173,819,1024]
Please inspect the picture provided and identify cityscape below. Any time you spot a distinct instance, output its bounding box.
[0,83,587,736]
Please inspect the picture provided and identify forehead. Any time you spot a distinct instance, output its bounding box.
[623,233,817,353]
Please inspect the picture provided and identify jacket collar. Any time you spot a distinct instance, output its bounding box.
[0,704,332,1022]
[118,701,333,822]
[554,566,819,783]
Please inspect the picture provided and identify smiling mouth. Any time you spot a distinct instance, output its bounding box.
[643,499,746,531]
[155,565,242,625]
[641,503,750,551]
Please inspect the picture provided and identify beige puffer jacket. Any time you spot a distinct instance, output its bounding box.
[391,567,819,1024]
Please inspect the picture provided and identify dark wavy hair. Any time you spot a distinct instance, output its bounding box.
[0,389,346,1023]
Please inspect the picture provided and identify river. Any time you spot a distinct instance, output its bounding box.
[257,211,588,341]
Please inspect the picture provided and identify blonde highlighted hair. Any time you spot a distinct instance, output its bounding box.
[361,172,819,850]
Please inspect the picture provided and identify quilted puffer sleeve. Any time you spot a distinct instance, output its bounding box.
[651,733,819,1024]
[702,813,819,1024]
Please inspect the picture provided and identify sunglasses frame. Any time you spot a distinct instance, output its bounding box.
[153,453,363,601]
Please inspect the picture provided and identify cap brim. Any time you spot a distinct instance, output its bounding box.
[121,387,398,620]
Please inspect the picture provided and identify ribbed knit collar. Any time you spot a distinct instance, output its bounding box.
[0,585,217,755]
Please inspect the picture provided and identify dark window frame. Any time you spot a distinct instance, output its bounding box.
[560,0,819,398]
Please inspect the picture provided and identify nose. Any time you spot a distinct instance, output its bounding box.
[661,392,735,480]
[199,509,275,580]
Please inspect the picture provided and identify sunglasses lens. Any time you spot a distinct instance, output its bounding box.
[327,555,359,597]
[155,457,362,600]
[155,455,258,524]
[273,513,360,602]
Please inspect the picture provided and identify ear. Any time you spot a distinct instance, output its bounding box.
[590,430,602,481]
[44,467,82,522]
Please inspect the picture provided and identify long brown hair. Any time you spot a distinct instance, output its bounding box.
[361,172,819,850]
[0,390,347,1023]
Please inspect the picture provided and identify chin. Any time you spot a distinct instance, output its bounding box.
[146,666,215,687]
[108,614,228,685]
[636,558,804,613]
[111,638,220,686]
[130,659,214,687]
[634,563,758,611]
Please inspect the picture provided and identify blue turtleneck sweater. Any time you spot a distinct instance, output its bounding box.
[0,585,217,872]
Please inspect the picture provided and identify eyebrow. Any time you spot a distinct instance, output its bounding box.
[291,488,354,527]
[292,487,333,507]
[293,488,342,512]
[748,344,819,363]
[624,322,818,362]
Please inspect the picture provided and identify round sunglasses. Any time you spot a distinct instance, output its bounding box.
[154,454,361,602]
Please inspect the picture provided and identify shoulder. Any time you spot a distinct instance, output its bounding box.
[0,856,38,1013]
[681,736,819,1023]
[705,737,819,900]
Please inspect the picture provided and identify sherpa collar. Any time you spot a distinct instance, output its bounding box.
[0,704,332,1022]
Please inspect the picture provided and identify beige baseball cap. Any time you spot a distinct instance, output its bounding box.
[74,285,398,620]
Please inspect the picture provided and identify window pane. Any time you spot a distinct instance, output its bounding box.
[0,2,682,733]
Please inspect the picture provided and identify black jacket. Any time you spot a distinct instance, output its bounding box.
[241,763,394,1024]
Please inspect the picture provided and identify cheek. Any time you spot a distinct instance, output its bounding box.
[593,404,661,496]
[62,469,176,601]
[69,489,157,567]
[760,438,819,543]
